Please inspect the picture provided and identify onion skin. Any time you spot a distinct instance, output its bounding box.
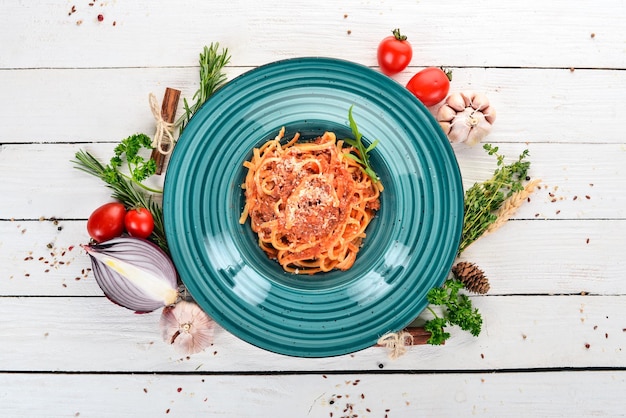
[82,237,179,313]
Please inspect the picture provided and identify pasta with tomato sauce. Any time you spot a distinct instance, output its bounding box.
[239,127,383,274]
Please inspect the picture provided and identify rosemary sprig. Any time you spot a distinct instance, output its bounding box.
[458,144,530,254]
[72,149,169,253]
[177,43,231,134]
[343,105,380,183]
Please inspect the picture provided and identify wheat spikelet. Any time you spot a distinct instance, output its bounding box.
[486,178,542,234]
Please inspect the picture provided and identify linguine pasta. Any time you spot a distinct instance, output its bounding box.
[239,128,382,274]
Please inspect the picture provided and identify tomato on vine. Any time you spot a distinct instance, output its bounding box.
[377,29,412,75]
[124,207,155,239]
[406,67,452,107]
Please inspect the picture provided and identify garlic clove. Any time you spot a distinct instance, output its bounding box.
[448,112,472,143]
[438,121,452,135]
[460,91,473,108]
[445,93,466,112]
[470,93,490,111]
[484,106,497,124]
[465,114,493,146]
[436,104,457,122]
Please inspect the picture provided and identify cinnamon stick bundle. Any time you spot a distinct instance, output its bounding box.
[151,87,181,174]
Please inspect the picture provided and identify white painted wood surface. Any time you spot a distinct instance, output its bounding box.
[1,0,625,416]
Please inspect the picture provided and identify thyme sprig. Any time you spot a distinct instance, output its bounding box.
[458,144,530,254]
[343,105,380,183]
[177,43,231,134]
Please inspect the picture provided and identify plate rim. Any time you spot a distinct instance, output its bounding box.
[163,56,463,357]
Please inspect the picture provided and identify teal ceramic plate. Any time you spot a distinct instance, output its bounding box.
[163,57,462,357]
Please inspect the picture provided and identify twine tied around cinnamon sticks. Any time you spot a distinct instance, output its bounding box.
[148,88,181,174]
[149,92,177,155]
[377,330,414,360]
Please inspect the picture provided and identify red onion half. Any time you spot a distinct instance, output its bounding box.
[83,237,179,313]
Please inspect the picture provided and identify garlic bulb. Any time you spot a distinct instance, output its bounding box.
[437,91,496,145]
[160,301,215,355]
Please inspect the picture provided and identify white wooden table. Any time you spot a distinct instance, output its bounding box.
[1,1,625,416]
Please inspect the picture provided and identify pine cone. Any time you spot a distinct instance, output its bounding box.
[452,261,490,294]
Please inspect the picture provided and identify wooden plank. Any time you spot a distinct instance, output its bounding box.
[1,142,624,219]
[0,0,624,69]
[0,295,624,372]
[2,219,624,296]
[2,371,625,417]
[1,67,625,143]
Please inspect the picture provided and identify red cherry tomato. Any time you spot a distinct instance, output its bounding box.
[124,207,155,239]
[406,67,452,107]
[377,29,412,75]
[87,202,126,243]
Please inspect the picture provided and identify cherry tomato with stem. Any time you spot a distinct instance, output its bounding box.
[87,202,127,243]
[377,28,412,76]
[124,207,155,239]
[406,67,452,107]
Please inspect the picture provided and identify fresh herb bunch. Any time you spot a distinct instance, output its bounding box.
[459,144,530,253]
[424,278,483,345]
[110,133,160,193]
[343,105,380,183]
[177,43,231,134]
[72,149,169,253]
[73,44,231,254]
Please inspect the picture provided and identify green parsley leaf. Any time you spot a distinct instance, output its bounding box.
[108,133,160,192]
[423,278,483,345]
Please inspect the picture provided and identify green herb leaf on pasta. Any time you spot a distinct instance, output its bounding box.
[343,105,380,183]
